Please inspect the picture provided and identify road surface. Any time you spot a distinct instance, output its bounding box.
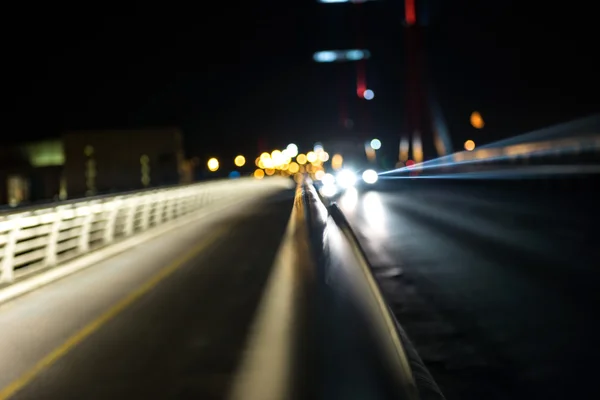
[0,189,293,400]
[338,178,600,400]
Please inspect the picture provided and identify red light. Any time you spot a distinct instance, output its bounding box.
[406,159,415,168]
[405,0,416,25]
[356,60,366,98]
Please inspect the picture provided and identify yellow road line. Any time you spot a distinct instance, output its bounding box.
[0,228,225,400]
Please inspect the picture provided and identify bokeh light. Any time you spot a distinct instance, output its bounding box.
[234,155,245,167]
[306,151,318,163]
[370,138,381,150]
[331,154,343,170]
[286,143,299,157]
[254,169,265,179]
[362,169,378,184]
[470,111,484,129]
[207,158,219,172]
[288,162,300,173]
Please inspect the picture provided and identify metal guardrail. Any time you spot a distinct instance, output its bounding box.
[231,182,442,399]
[0,178,289,285]
[326,201,446,400]
[229,184,315,400]
[307,184,445,400]
[380,116,600,179]
[302,184,445,400]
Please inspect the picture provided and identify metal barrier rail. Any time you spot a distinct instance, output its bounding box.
[229,184,315,400]
[231,182,436,400]
[0,178,290,284]
[307,184,445,400]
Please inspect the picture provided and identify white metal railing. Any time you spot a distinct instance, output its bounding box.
[0,177,290,284]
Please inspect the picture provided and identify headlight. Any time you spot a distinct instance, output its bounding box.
[362,169,378,184]
[320,184,337,197]
[337,169,356,188]
[321,173,336,186]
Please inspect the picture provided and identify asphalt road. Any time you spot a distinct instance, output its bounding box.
[0,189,293,400]
[338,179,600,400]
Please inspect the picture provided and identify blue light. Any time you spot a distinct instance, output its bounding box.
[318,0,372,3]
[313,51,337,62]
[229,171,241,179]
[314,49,372,63]
[345,50,364,60]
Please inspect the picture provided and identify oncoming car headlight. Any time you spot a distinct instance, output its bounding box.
[336,169,356,188]
[362,169,378,184]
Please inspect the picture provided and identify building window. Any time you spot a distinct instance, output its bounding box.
[140,154,150,187]
[84,145,96,196]
[7,175,29,207]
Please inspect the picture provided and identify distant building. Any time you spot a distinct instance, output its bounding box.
[0,128,191,207]
[0,145,32,206]
[62,128,186,198]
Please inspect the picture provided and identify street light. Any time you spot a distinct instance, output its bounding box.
[331,154,343,170]
[297,154,307,165]
[313,49,371,63]
[470,111,485,129]
[286,143,299,157]
[271,150,284,167]
[318,0,376,3]
[464,140,476,151]
[207,158,219,172]
[254,169,265,179]
[370,138,381,150]
[234,155,245,167]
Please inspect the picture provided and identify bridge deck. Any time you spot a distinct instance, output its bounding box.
[0,190,293,400]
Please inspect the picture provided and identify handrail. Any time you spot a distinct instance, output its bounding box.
[0,178,242,217]
[381,133,600,179]
[0,177,291,285]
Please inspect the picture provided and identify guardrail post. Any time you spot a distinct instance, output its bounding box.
[184,192,192,213]
[77,207,95,254]
[44,210,64,267]
[173,193,182,218]
[1,219,21,284]
[154,194,165,225]
[103,201,120,245]
[166,195,175,221]
[124,198,139,236]
[194,193,202,211]
[140,197,152,231]
[182,193,190,214]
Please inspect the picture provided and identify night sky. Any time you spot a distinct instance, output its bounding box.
[5,0,599,161]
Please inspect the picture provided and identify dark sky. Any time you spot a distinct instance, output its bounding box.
[4,0,599,161]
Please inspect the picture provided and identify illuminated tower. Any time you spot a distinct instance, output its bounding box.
[400,0,452,167]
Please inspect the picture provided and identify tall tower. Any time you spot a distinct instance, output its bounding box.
[400,0,452,167]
